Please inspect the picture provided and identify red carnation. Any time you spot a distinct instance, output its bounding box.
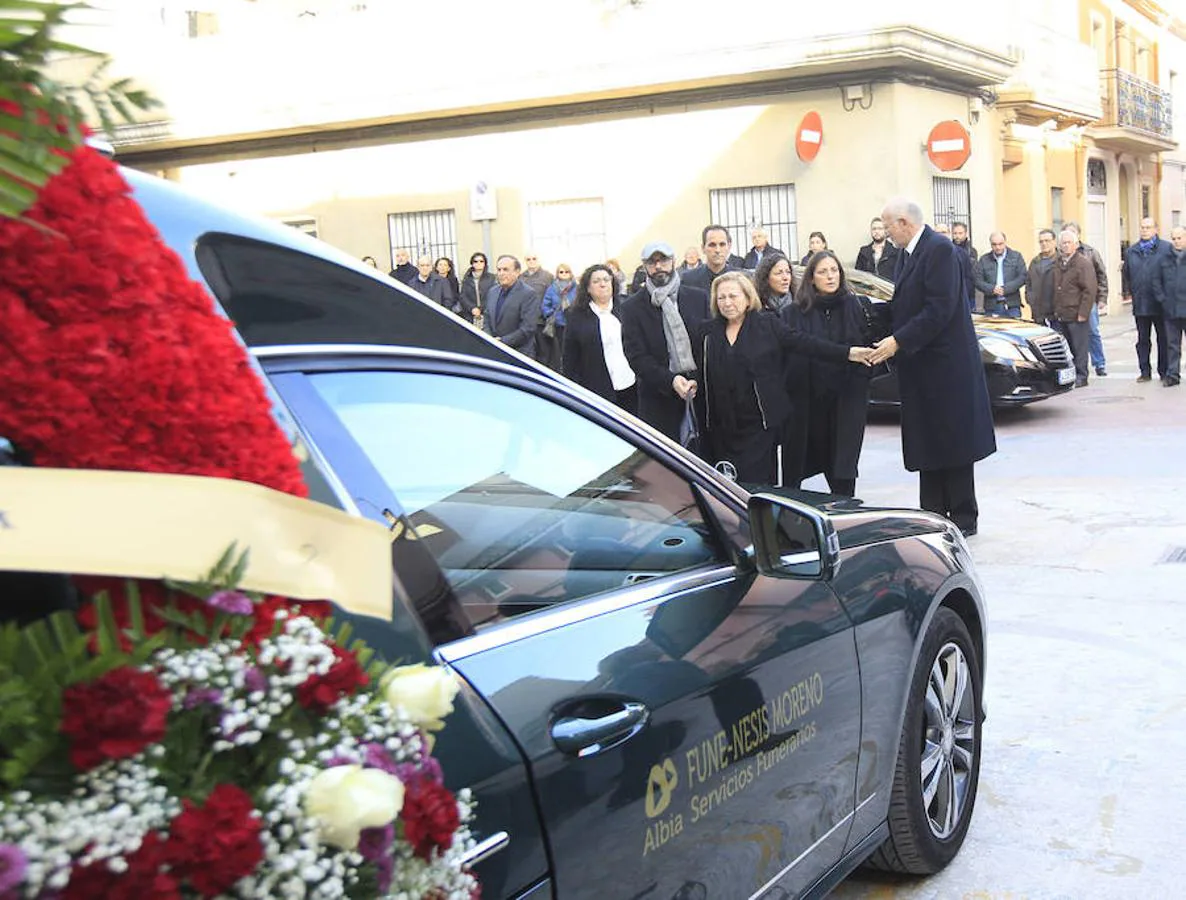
[61,832,179,900]
[297,644,369,713]
[166,784,263,897]
[401,778,461,861]
[60,666,172,771]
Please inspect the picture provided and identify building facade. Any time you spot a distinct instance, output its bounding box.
[66,0,1181,301]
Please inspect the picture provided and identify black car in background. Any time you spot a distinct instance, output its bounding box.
[122,170,989,900]
[794,266,1076,409]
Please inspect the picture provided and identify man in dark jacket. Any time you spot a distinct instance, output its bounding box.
[742,227,782,269]
[621,241,710,441]
[869,198,996,537]
[406,254,448,307]
[681,225,743,292]
[388,248,417,285]
[854,217,900,282]
[973,231,1028,317]
[1052,229,1096,387]
[1122,217,1170,382]
[1154,226,1186,387]
[1025,229,1058,325]
[1065,221,1108,376]
[482,255,542,359]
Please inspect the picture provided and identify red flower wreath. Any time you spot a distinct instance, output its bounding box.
[0,143,305,496]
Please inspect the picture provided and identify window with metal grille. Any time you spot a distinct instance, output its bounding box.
[932,177,972,240]
[1087,159,1107,195]
[709,184,798,263]
[1141,186,1151,220]
[1051,187,1064,234]
[280,217,319,239]
[526,199,607,273]
[387,209,458,270]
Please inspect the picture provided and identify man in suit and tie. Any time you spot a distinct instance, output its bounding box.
[868,197,996,537]
[483,255,542,359]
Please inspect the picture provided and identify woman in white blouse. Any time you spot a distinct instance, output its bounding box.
[562,264,638,415]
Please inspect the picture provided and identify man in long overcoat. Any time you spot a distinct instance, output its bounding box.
[621,241,710,441]
[868,198,996,537]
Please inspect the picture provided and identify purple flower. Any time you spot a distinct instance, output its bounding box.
[361,743,398,775]
[182,687,223,710]
[206,590,253,616]
[243,666,267,694]
[0,844,27,894]
[322,752,358,768]
[393,755,442,787]
[357,824,395,892]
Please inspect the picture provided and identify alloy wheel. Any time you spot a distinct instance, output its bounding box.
[919,641,976,839]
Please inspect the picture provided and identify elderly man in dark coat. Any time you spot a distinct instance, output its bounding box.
[621,241,711,441]
[482,254,542,359]
[869,198,996,537]
[1122,217,1170,383]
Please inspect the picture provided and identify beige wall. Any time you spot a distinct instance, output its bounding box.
[174,82,998,276]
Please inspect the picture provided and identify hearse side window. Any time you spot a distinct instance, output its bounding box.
[306,371,728,630]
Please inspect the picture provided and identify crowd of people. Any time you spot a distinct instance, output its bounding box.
[369,201,998,536]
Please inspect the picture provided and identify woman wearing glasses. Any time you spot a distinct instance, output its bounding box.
[562,264,638,414]
[459,252,495,326]
[539,263,577,370]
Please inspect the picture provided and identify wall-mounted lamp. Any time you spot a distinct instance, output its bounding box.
[968,96,983,124]
[841,83,873,111]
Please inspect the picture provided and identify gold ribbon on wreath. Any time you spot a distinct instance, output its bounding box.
[0,468,394,620]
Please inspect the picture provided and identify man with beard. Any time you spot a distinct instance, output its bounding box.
[950,221,978,311]
[1025,229,1058,326]
[621,241,711,440]
[855,216,900,281]
[868,198,996,537]
[681,225,743,293]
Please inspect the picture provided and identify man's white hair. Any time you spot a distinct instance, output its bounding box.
[1058,228,1079,245]
[883,197,924,226]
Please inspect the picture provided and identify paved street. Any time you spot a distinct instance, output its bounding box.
[823,312,1186,899]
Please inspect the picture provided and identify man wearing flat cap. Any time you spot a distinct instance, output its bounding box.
[621,241,711,440]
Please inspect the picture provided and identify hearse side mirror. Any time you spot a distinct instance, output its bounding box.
[746,493,841,581]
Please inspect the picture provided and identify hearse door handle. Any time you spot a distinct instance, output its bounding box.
[551,701,649,757]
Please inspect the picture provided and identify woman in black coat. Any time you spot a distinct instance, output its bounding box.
[562,264,638,414]
[693,271,867,484]
[781,251,873,496]
[459,252,495,326]
[435,256,462,317]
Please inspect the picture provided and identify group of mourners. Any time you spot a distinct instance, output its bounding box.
[391,201,995,536]
[561,237,881,496]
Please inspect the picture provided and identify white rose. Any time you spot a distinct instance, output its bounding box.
[380,663,460,730]
[303,765,404,850]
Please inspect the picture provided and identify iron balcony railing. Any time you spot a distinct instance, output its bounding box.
[1099,68,1173,139]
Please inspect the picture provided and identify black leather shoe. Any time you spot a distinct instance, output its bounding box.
[959,524,978,538]
[1137,374,1152,383]
[1165,377,1181,387]
[1095,367,1108,376]
[1074,377,1089,387]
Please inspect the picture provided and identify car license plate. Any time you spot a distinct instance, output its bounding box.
[1057,367,1076,385]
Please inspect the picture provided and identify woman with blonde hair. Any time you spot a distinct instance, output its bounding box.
[692,271,869,483]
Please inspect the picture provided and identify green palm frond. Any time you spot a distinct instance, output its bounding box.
[0,0,159,220]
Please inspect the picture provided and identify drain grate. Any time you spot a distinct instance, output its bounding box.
[1158,546,1186,564]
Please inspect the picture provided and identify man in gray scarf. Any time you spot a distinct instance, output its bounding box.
[622,241,711,441]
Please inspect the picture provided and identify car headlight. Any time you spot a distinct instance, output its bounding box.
[979,335,1031,362]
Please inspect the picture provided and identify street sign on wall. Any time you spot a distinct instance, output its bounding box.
[795,111,823,162]
[926,120,971,171]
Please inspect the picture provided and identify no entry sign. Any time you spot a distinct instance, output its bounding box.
[927,120,971,171]
[796,111,823,162]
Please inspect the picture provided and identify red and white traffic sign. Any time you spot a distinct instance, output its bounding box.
[926,120,971,171]
[795,111,823,162]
